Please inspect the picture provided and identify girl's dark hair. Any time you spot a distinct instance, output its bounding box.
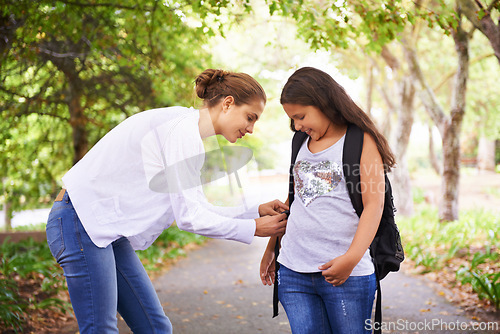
[195,69,266,108]
[281,67,396,172]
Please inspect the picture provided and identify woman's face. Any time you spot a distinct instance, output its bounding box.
[219,98,265,143]
[282,103,332,141]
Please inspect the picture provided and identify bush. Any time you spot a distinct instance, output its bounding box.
[398,206,500,309]
[0,237,69,332]
[0,225,206,332]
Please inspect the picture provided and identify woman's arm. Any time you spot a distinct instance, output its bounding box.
[319,133,385,286]
[163,119,287,243]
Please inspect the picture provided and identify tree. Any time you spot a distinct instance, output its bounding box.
[265,0,499,221]
[458,0,500,64]
[0,0,246,227]
[406,0,500,220]
[265,0,417,215]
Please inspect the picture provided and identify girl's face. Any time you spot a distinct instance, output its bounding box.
[218,97,264,143]
[282,103,333,141]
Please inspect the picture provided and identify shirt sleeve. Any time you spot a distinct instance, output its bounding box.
[160,115,257,244]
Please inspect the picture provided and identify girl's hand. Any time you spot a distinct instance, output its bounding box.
[259,200,289,217]
[260,247,276,286]
[318,254,357,286]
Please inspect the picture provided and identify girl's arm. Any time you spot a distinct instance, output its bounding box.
[260,236,278,285]
[319,133,385,286]
[260,197,289,285]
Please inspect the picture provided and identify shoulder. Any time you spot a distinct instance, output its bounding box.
[361,132,382,164]
[362,132,377,148]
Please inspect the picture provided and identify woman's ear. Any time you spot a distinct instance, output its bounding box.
[222,95,235,112]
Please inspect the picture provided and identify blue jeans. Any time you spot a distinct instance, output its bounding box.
[277,264,376,334]
[46,191,172,334]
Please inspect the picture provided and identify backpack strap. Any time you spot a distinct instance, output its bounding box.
[273,130,308,318]
[342,123,383,334]
[342,123,364,216]
[288,131,308,205]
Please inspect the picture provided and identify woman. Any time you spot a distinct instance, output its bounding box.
[46,68,288,333]
[260,67,396,333]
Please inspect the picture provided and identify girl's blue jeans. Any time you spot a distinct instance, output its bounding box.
[46,191,172,334]
[278,264,376,334]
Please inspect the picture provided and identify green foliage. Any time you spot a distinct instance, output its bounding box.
[136,225,206,272]
[266,0,408,53]
[0,226,206,331]
[0,0,242,215]
[0,237,69,332]
[400,207,499,269]
[412,187,426,204]
[456,252,500,308]
[399,206,500,308]
[0,277,24,333]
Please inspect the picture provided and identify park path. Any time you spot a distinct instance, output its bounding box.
[112,237,486,334]
[63,172,499,333]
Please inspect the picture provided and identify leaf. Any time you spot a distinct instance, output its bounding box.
[477,9,486,20]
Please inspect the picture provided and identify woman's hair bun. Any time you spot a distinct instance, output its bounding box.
[194,68,266,108]
[195,69,228,99]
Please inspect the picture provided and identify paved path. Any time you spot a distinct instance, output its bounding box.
[113,237,492,334]
[64,174,499,333]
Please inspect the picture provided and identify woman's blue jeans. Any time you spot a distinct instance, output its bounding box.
[46,191,172,334]
[278,264,376,334]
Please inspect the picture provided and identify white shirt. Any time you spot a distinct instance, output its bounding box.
[62,107,258,250]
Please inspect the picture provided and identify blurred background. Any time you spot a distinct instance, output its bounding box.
[1,0,499,332]
[1,0,499,228]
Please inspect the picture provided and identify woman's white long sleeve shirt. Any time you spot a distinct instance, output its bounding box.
[62,107,258,250]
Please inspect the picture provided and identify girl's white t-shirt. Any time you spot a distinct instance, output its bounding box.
[62,107,258,250]
[278,135,374,276]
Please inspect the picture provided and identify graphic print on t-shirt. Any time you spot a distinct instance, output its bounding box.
[293,160,342,206]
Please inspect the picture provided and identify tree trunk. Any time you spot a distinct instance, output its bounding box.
[477,136,496,172]
[459,0,500,65]
[41,41,89,165]
[69,81,88,165]
[4,198,12,231]
[378,86,395,140]
[392,77,415,216]
[366,64,374,116]
[440,119,462,221]
[379,45,399,139]
[402,15,469,222]
[379,44,415,215]
[439,21,469,222]
[428,124,441,175]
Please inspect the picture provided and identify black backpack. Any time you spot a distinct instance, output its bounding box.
[273,123,404,333]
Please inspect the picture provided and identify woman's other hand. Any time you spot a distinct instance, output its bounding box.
[258,199,289,216]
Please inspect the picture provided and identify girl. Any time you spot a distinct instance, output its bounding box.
[260,67,396,333]
[46,68,288,334]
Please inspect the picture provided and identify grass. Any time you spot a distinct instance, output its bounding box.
[1,177,498,331]
[398,204,500,309]
[0,225,206,333]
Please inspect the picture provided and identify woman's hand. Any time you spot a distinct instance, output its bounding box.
[318,254,357,286]
[260,246,276,286]
[254,214,287,237]
[259,199,288,217]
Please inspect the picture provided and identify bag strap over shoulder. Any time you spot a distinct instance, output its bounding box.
[289,131,308,205]
[342,123,364,217]
[342,123,387,334]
